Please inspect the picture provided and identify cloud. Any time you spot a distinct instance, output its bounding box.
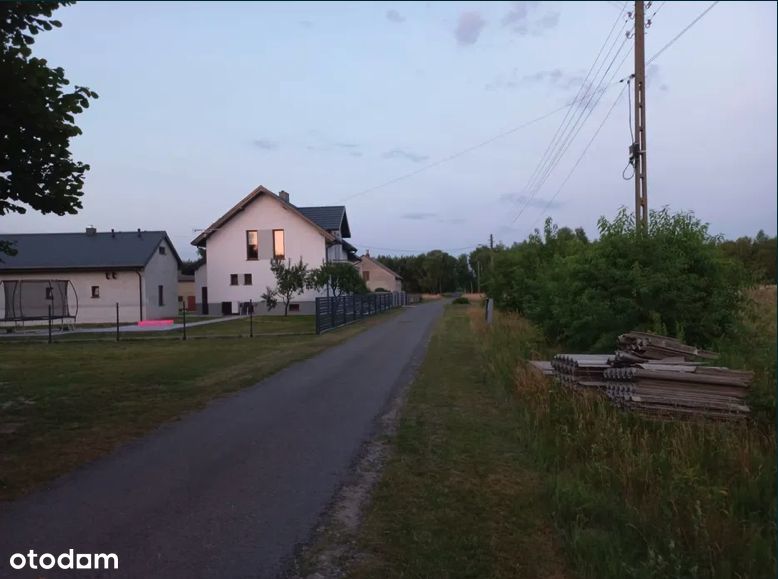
[455,11,486,46]
[536,11,560,31]
[502,1,560,36]
[401,212,437,220]
[499,192,563,210]
[386,9,405,23]
[486,67,584,92]
[382,148,429,163]
[252,139,279,151]
[502,1,538,29]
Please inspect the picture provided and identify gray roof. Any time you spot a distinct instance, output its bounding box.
[0,231,181,272]
[296,206,351,238]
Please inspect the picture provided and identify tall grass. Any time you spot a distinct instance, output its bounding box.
[473,293,776,578]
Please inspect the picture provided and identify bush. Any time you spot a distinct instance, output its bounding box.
[452,296,470,304]
[490,208,748,350]
[373,287,388,293]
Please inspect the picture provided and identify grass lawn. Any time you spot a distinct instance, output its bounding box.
[349,304,568,579]
[0,310,397,501]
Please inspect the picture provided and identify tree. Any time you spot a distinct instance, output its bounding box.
[308,262,367,297]
[1,2,98,256]
[260,286,278,312]
[270,258,308,316]
[180,248,206,275]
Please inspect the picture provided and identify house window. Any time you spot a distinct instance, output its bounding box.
[45,287,54,300]
[158,285,164,306]
[158,246,166,255]
[289,303,300,312]
[230,274,239,286]
[362,271,370,281]
[246,230,258,260]
[273,229,285,259]
[244,273,253,285]
[91,286,100,299]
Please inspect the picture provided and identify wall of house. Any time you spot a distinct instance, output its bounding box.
[360,260,403,293]
[178,280,196,310]
[142,238,179,320]
[200,194,329,315]
[0,270,144,324]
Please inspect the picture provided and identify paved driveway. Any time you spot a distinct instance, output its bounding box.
[0,301,445,578]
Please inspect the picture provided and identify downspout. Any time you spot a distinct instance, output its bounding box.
[135,270,143,321]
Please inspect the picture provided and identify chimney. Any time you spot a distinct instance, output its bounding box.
[85,226,97,236]
[279,190,290,203]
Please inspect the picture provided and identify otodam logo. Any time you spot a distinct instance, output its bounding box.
[9,549,118,571]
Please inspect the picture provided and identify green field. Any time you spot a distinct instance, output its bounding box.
[0,311,393,501]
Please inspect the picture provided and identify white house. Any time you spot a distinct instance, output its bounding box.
[191,185,359,315]
[0,228,181,324]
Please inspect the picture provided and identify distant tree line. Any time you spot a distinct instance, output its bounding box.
[372,210,775,350]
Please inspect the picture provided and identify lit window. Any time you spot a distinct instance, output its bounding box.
[246,230,258,260]
[273,229,285,259]
[244,273,253,285]
[91,286,100,299]
[230,274,239,286]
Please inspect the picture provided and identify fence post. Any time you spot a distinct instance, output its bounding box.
[48,304,52,344]
[249,299,254,338]
[315,298,320,335]
[485,298,494,325]
[182,305,187,341]
[116,302,120,342]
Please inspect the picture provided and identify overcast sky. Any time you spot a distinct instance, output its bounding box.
[3,1,776,258]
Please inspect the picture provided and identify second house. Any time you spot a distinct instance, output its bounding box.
[192,185,358,315]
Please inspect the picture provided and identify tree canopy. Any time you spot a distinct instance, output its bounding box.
[1,1,97,254]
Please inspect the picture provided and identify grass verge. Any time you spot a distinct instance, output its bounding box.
[349,305,568,579]
[477,290,776,578]
[0,309,398,501]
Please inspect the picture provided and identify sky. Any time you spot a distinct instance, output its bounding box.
[3,1,776,259]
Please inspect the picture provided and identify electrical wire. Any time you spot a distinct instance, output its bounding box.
[512,2,630,214]
[511,32,633,225]
[647,1,720,65]
[529,84,630,231]
[340,103,570,202]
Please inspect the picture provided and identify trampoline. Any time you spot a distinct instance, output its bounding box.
[0,279,79,327]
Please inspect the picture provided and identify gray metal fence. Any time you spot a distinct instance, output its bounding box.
[315,292,406,334]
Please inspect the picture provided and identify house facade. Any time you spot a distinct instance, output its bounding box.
[359,253,403,293]
[191,186,358,315]
[0,229,181,324]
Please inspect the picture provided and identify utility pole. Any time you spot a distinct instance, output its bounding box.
[489,234,494,250]
[633,0,649,229]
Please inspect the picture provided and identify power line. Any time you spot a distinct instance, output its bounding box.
[511,29,633,225]
[647,1,719,65]
[514,3,630,211]
[340,103,571,202]
[529,83,630,231]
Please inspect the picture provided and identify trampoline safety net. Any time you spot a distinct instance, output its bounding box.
[2,280,72,321]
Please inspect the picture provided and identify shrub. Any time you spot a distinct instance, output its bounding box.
[452,296,470,304]
[490,208,748,350]
[373,287,388,293]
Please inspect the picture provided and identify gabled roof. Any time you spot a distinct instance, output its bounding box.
[191,185,338,247]
[296,206,351,238]
[0,231,181,272]
[360,254,403,280]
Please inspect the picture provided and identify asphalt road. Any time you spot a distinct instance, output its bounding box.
[0,300,445,579]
